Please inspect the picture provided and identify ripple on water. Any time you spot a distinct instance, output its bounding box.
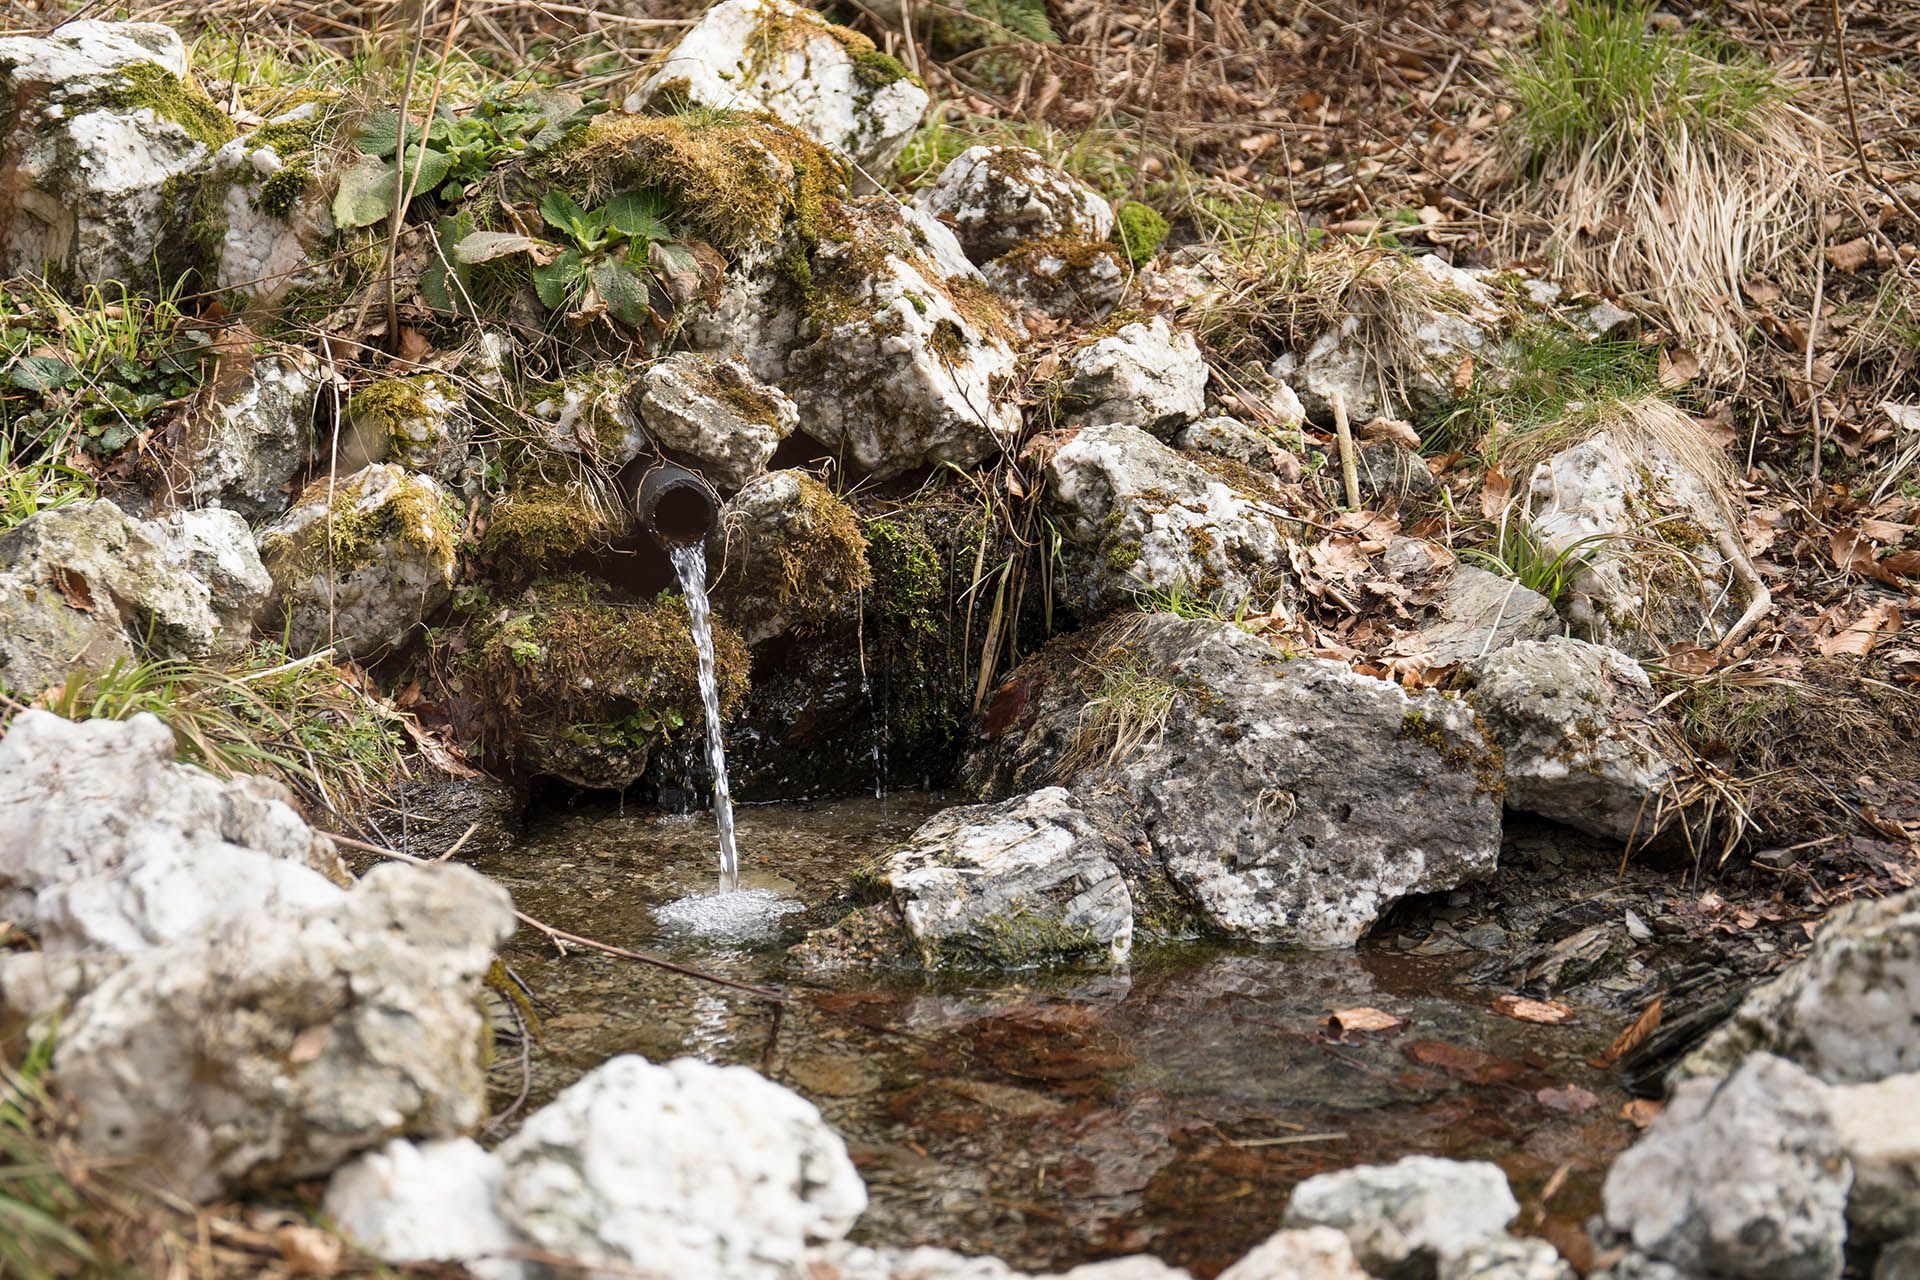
[652,887,805,946]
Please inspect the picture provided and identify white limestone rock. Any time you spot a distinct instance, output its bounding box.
[493,1054,867,1280]
[981,237,1128,323]
[54,862,513,1201]
[1217,1226,1370,1279]
[529,366,649,466]
[344,373,472,483]
[211,104,335,304]
[0,21,230,286]
[1061,317,1208,437]
[639,352,798,493]
[1829,1073,1920,1247]
[259,464,458,660]
[324,1138,526,1280]
[1284,1156,1522,1280]
[912,145,1115,265]
[627,0,927,178]
[171,349,318,521]
[1044,423,1293,614]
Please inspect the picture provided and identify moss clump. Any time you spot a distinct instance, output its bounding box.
[467,577,750,768]
[265,469,458,580]
[247,119,326,218]
[347,376,432,430]
[1113,201,1169,267]
[851,47,915,90]
[108,63,235,150]
[696,360,784,425]
[720,474,873,637]
[482,486,623,576]
[532,110,847,253]
[994,235,1119,272]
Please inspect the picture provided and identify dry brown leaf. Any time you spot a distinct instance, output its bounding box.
[1450,354,1474,397]
[1327,1006,1404,1033]
[1861,518,1914,543]
[1493,994,1576,1025]
[1825,237,1872,273]
[1360,416,1422,450]
[50,565,95,613]
[1480,466,1512,519]
[1535,1084,1599,1114]
[1621,1098,1664,1128]
[276,1224,342,1276]
[395,326,433,363]
[1591,996,1663,1067]
[288,1024,332,1064]
[1658,348,1701,389]
[1817,602,1904,657]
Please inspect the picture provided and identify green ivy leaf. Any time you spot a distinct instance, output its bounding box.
[590,257,651,328]
[604,192,671,244]
[531,249,585,310]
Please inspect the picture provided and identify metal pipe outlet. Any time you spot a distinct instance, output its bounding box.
[633,463,720,548]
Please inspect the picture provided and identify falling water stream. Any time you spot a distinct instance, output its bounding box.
[670,542,740,886]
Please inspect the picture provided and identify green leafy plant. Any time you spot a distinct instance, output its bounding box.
[436,191,716,330]
[1462,517,1615,605]
[333,88,595,231]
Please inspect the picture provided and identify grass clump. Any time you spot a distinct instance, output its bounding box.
[1433,323,1658,457]
[1059,633,1180,778]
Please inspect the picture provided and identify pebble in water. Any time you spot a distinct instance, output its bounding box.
[670,543,741,886]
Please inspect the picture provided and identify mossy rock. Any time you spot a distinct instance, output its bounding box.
[480,484,625,579]
[713,471,872,645]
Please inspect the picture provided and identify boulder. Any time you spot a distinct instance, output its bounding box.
[170,348,318,521]
[639,352,799,493]
[627,0,927,178]
[1463,637,1685,842]
[1829,1073,1920,1247]
[343,374,472,483]
[0,499,267,694]
[1282,1156,1521,1280]
[1044,424,1294,615]
[259,464,458,660]
[981,237,1128,324]
[1601,1053,1850,1280]
[1217,1226,1370,1280]
[967,615,1504,947]
[1439,1240,1575,1280]
[210,104,336,304]
[713,470,871,646]
[800,788,1138,970]
[912,146,1114,266]
[323,1138,524,1280]
[0,710,343,958]
[1521,418,1746,657]
[1681,888,1920,1085]
[0,21,232,287]
[1061,317,1208,436]
[1391,562,1559,668]
[1877,1236,1920,1280]
[493,1054,867,1280]
[54,862,513,1201]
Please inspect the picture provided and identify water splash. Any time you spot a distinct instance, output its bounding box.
[654,887,803,946]
[670,542,740,886]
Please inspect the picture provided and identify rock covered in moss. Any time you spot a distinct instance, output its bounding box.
[529,366,648,467]
[1462,637,1684,843]
[345,374,471,483]
[967,614,1504,947]
[627,0,927,179]
[169,345,317,522]
[1061,316,1208,436]
[714,470,871,645]
[776,198,1022,477]
[480,481,625,581]
[638,353,798,493]
[801,787,1139,971]
[259,465,458,661]
[0,499,268,695]
[912,146,1114,265]
[464,578,750,790]
[210,103,336,304]
[1521,420,1747,658]
[981,236,1128,324]
[1045,424,1294,615]
[52,862,512,1201]
[0,20,233,287]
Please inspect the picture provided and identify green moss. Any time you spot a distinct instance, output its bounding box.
[851,47,915,90]
[929,317,968,362]
[107,63,235,150]
[249,117,327,219]
[718,475,873,636]
[482,485,622,576]
[934,908,1105,968]
[994,234,1118,271]
[264,469,457,580]
[533,110,847,252]
[694,360,783,425]
[1113,201,1170,267]
[347,377,433,429]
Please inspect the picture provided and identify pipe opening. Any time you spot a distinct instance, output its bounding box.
[634,465,720,548]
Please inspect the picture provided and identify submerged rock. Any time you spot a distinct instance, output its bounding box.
[1600,1054,1850,1280]
[1061,316,1209,436]
[54,862,512,1201]
[169,347,318,521]
[1282,1156,1521,1280]
[800,787,1138,970]
[912,146,1114,266]
[0,20,232,287]
[627,0,927,177]
[1681,887,1920,1085]
[259,464,459,660]
[713,470,872,646]
[493,1055,867,1280]
[1463,637,1685,843]
[1521,417,1747,658]
[0,710,343,959]
[0,499,267,694]
[639,352,799,493]
[968,615,1504,947]
[1044,424,1295,615]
